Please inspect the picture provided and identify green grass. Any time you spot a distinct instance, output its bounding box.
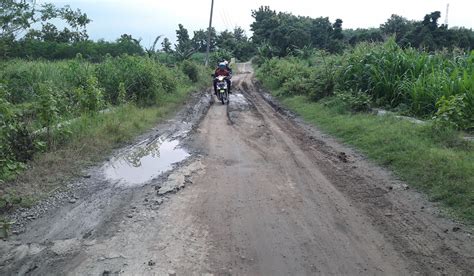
[256,41,474,130]
[281,95,474,223]
[0,84,203,211]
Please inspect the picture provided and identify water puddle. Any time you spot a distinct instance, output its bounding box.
[229,93,250,110]
[103,138,190,187]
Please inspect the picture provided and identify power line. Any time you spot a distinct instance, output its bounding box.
[223,9,235,30]
[219,10,231,30]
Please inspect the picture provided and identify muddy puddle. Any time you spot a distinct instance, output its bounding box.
[229,93,250,111]
[103,137,190,187]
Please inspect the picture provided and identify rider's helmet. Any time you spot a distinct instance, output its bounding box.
[218,62,226,69]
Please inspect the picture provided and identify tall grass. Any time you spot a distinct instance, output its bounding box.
[339,40,474,118]
[257,39,474,130]
[0,56,209,182]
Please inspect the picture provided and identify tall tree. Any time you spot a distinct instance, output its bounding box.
[380,14,413,40]
[216,30,236,51]
[1,0,90,58]
[192,28,216,53]
[250,6,347,56]
[161,37,172,53]
[331,19,344,40]
[250,6,278,45]
[310,17,333,49]
[1,1,90,42]
[174,24,194,60]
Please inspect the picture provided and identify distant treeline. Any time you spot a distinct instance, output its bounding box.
[1,25,255,63]
[251,6,474,56]
[1,35,144,62]
[0,0,255,62]
[2,2,473,62]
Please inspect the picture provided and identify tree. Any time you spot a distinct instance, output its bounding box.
[250,6,347,56]
[233,27,246,41]
[212,27,255,61]
[332,19,344,40]
[161,37,172,53]
[325,18,345,53]
[1,1,90,42]
[405,11,444,51]
[310,17,333,49]
[216,30,236,51]
[192,28,216,52]
[1,0,36,39]
[250,6,277,45]
[380,14,413,43]
[145,35,162,56]
[232,27,255,61]
[1,0,90,58]
[109,34,144,57]
[174,24,194,60]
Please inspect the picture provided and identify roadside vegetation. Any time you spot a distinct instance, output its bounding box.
[253,7,473,223]
[0,55,209,210]
[257,41,473,130]
[0,0,251,214]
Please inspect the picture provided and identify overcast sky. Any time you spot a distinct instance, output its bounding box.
[42,0,474,47]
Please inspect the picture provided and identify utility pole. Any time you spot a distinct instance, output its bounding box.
[205,0,215,66]
[445,3,450,26]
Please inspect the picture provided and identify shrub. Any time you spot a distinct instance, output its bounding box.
[181,60,199,83]
[433,93,473,130]
[117,82,127,104]
[96,56,176,106]
[74,76,105,113]
[0,86,31,180]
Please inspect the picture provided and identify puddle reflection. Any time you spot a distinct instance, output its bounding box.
[103,138,189,186]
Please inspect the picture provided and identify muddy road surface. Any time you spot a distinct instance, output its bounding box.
[1,63,473,275]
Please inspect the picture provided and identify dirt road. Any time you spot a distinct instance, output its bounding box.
[1,63,473,275]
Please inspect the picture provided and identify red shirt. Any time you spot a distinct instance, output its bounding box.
[215,68,230,77]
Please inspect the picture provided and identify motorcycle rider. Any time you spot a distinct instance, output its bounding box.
[213,62,232,95]
[223,60,233,75]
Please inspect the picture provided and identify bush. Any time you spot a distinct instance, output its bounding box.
[0,86,31,180]
[181,60,199,83]
[74,76,105,113]
[96,55,176,106]
[433,93,473,130]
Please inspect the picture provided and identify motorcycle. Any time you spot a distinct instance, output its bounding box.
[212,74,230,105]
